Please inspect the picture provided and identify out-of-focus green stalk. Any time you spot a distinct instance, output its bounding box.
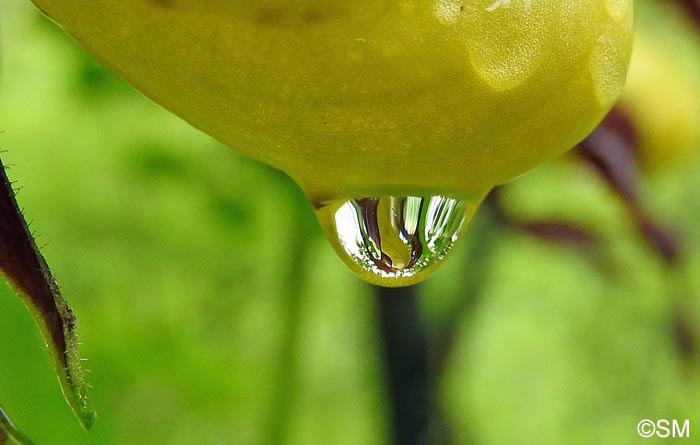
[263,178,314,445]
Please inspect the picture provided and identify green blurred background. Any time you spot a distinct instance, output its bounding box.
[1,0,699,444]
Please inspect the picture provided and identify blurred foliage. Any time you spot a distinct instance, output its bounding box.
[1,0,699,444]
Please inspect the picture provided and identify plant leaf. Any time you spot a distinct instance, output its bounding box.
[0,155,95,431]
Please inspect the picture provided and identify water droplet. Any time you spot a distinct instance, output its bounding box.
[315,195,480,287]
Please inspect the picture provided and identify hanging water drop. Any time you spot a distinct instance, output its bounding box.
[315,195,482,287]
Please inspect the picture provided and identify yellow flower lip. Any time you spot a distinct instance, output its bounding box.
[30,0,633,285]
[31,0,633,202]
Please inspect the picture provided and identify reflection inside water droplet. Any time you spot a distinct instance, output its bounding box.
[316,195,477,286]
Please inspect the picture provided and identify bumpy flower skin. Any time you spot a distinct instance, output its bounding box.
[32,0,633,202]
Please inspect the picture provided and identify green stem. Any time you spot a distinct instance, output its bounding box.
[0,405,34,445]
[263,185,312,445]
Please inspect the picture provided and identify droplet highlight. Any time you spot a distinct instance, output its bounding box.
[460,0,557,92]
[604,0,631,22]
[316,195,478,287]
[589,32,629,106]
